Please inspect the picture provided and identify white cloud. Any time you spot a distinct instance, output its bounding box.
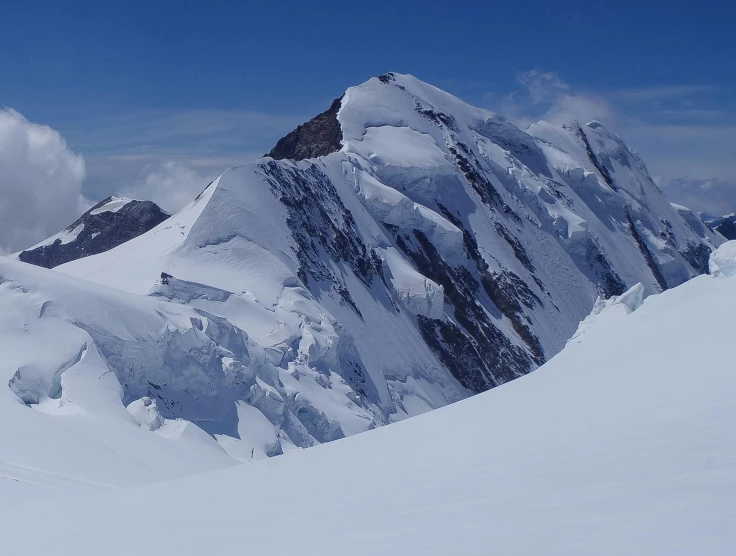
[516,70,569,102]
[497,70,614,128]
[120,160,210,214]
[67,107,309,206]
[0,109,89,253]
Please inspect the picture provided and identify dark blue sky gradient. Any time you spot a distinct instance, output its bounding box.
[1,0,733,203]
[2,0,732,120]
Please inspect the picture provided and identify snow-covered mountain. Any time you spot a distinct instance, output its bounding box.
[17,196,169,268]
[705,213,736,240]
[0,73,723,468]
[2,241,735,555]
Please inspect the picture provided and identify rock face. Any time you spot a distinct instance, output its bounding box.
[707,214,736,240]
[18,197,169,268]
[267,97,343,161]
[13,73,723,461]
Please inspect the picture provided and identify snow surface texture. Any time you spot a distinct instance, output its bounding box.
[1,242,734,554]
[21,72,714,467]
[710,240,736,277]
[0,257,241,495]
[88,196,134,215]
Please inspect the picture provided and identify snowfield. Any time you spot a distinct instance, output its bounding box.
[1,242,734,555]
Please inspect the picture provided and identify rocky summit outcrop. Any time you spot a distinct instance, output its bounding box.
[18,196,169,268]
[267,97,343,161]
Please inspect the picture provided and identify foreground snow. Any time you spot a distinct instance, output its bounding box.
[2,244,734,555]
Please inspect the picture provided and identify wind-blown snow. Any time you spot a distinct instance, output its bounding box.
[1,242,734,554]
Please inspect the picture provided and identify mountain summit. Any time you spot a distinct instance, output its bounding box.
[2,73,722,469]
[17,196,169,268]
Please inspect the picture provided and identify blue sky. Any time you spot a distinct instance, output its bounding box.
[0,0,734,246]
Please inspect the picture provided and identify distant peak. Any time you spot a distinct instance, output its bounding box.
[89,196,142,216]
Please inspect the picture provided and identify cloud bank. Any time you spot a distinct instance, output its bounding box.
[0,105,303,252]
[0,109,89,253]
[119,160,210,213]
[73,108,308,209]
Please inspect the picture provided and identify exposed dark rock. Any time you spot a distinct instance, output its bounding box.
[577,124,617,191]
[585,235,626,297]
[416,105,459,132]
[19,198,169,269]
[680,242,712,275]
[416,316,495,392]
[449,142,522,222]
[267,97,343,161]
[626,213,668,290]
[435,202,545,365]
[261,160,383,317]
[384,224,537,391]
[436,203,482,261]
[660,218,675,244]
[494,222,535,273]
[479,270,545,364]
[709,215,736,240]
[449,145,503,207]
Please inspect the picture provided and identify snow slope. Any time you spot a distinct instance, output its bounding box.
[3,242,735,555]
